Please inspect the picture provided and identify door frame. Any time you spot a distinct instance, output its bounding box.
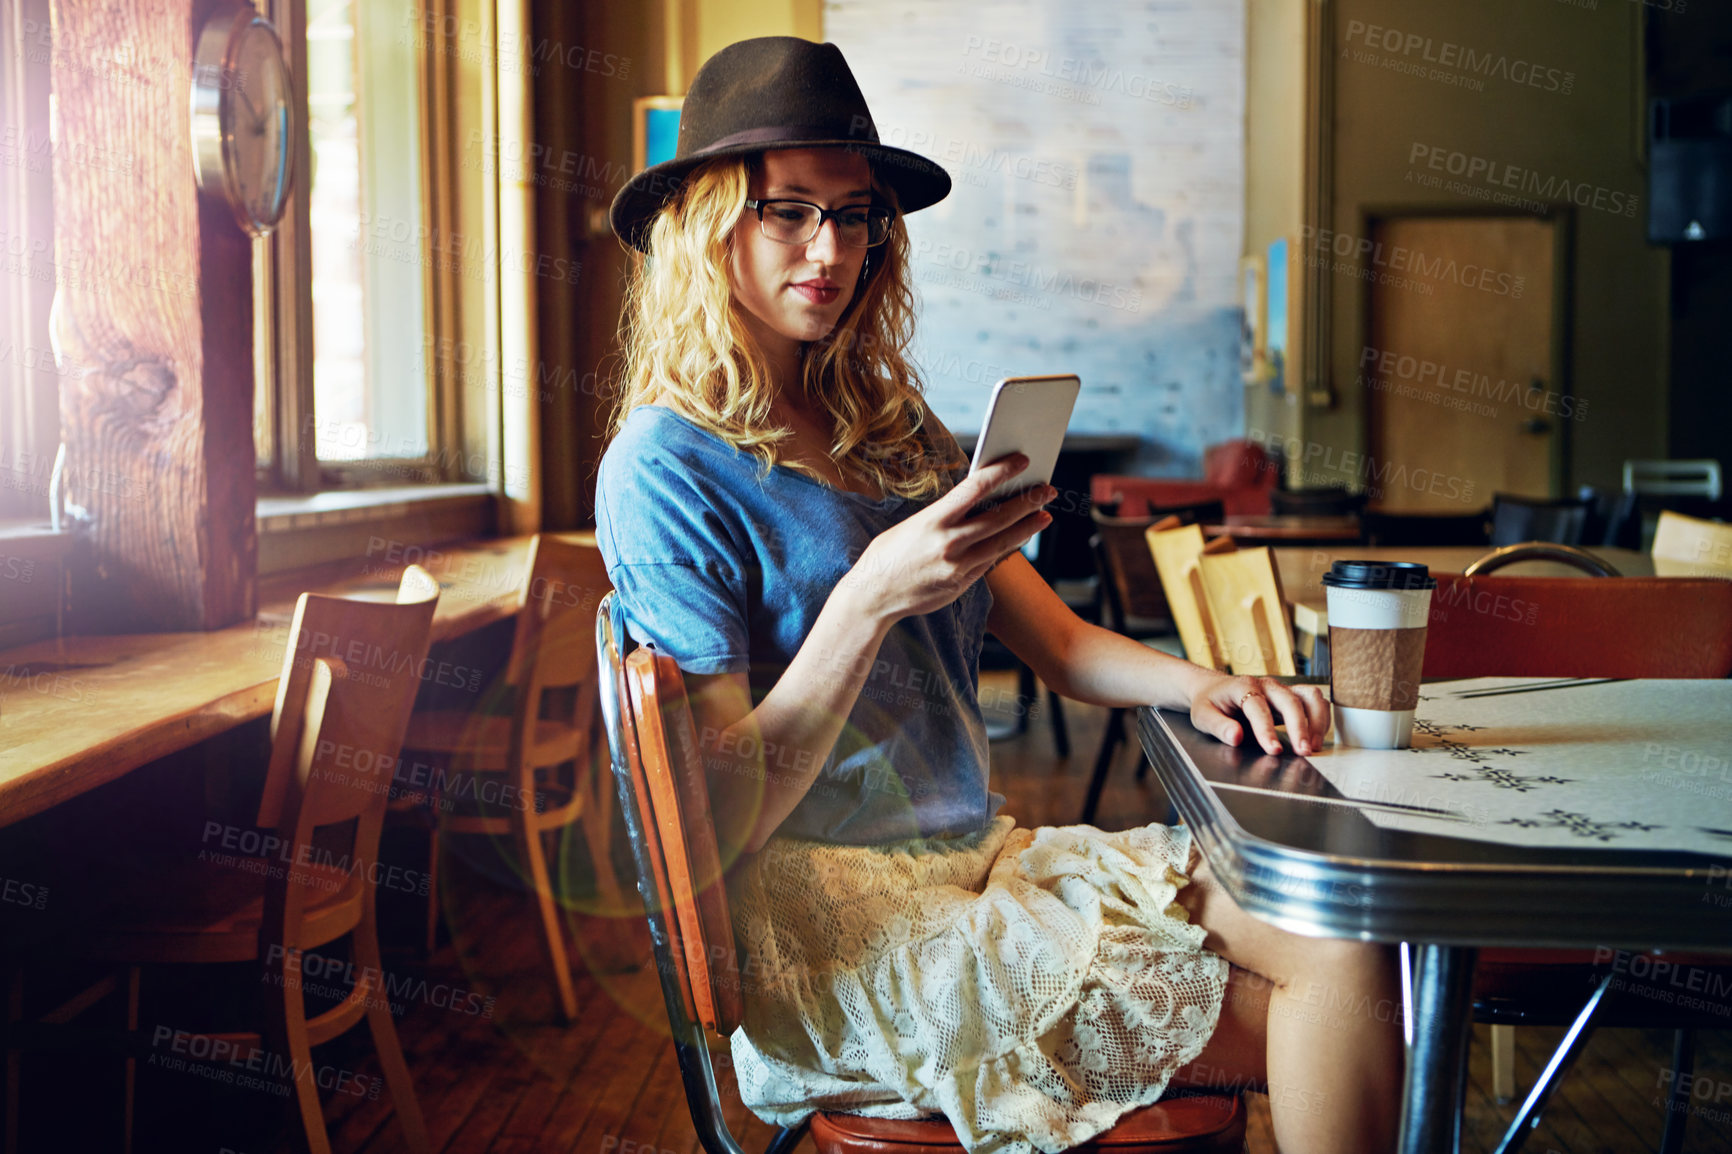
[1356,205,1576,502]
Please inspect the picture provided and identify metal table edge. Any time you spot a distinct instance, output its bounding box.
[1135,705,1731,951]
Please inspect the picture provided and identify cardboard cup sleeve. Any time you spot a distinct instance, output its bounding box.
[1329,626,1428,712]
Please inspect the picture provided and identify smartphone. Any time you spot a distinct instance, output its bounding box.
[967,374,1082,505]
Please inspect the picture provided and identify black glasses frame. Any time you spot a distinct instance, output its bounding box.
[743,198,895,248]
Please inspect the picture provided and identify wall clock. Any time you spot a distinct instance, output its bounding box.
[191,5,294,236]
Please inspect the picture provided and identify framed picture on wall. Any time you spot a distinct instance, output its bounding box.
[1265,237,1292,396]
[1239,252,1267,386]
[633,96,683,171]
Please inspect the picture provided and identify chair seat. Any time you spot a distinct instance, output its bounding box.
[810,1095,1245,1154]
[404,708,584,769]
[83,856,364,966]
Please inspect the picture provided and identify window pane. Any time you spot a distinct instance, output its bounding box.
[253,237,272,469]
[0,0,57,521]
[307,0,427,464]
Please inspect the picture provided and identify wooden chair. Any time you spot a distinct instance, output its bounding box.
[1089,502,1224,629]
[1195,548,1297,678]
[1145,521,1232,672]
[10,567,442,1154]
[1651,509,1732,577]
[594,594,1247,1154]
[398,534,626,1020]
[1076,505,1221,825]
[1071,523,1236,825]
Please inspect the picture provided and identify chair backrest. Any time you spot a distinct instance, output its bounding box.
[502,535,612,777]
[261,567,440,939]
[1146,522,1232,670]
[595,594,742,1034]
[1489,493,1593,547]
[259,566,442,827]
[1623,459,1723,501]
[504,534,611,691]
[1362,509,1490,548]
[625,646,744,1033]
[1197,547,1297,677]
[1652,510,1732,577]
[1090,505,1215,625]
[596,593,751,1154]
[1422,575,1732,679]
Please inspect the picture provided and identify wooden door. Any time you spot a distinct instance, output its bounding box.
[1365,217,1560,512]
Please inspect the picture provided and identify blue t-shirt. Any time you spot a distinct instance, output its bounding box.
[595,405,1004,845]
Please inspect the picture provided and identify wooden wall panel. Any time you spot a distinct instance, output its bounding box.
[51,0,256,631]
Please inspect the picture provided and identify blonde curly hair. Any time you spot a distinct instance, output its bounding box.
[609,155,961,500]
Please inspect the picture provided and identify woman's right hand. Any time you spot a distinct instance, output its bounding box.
[840,453,1055,624]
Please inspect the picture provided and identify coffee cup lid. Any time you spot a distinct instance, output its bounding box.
[1322,560,1437,591]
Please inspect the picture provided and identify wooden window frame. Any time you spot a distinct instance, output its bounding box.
[255,0,509,514]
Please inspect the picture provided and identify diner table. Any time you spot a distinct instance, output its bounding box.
[0,534,573,829]
[1137,677,1732,1154]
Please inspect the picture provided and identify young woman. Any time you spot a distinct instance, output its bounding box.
[597,37,1402,1154]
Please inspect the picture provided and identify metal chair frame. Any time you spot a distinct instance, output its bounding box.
[1622,458,1723,501]
[1462,541,1622,578]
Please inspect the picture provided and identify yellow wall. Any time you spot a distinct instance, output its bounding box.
[666,0,823,92]
[697,0,821,66]
[1242,0,1308,477]
[1299,0,1667,495]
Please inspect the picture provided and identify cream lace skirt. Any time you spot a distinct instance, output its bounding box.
[726,817,1229,1154]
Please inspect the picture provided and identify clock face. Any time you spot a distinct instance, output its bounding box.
[226,21,292,233]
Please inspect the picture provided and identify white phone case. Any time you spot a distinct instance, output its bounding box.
[967,375,1082,502]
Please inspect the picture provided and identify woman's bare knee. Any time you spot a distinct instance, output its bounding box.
[1178,855,1310,984]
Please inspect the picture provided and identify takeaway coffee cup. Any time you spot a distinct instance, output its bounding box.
[1322,561,1437,749]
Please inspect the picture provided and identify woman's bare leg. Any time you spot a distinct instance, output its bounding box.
[1173,854,1404,1154]
[1168,962,1271,1091]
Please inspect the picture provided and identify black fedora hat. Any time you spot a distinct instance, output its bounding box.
[609,37,951,252]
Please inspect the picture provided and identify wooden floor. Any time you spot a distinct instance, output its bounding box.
[12,671,1730,1153]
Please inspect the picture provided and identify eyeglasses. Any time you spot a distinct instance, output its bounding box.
[743,199,895,248]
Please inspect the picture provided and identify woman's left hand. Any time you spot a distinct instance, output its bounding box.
[1190,675,1331,756]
